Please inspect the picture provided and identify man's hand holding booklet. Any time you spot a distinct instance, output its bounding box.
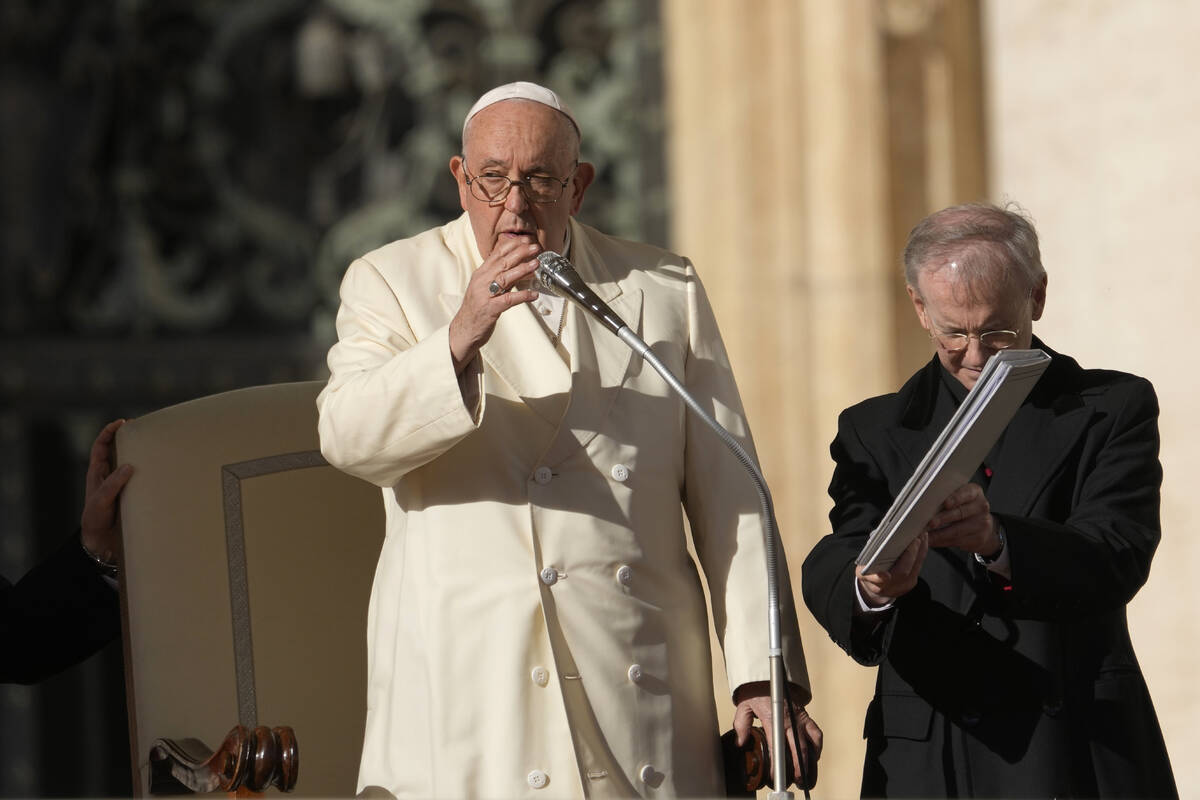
[856,349,1052,575]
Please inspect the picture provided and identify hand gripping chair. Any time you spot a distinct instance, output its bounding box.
[116,381,384,796]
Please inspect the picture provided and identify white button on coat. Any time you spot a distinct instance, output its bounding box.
[534,466,553,484]
[531,667,549,687]
[527,770,549,789]
[615,565,633,587]
[610,463,629,482]
[540,567,559,586]
[627,664,643,683]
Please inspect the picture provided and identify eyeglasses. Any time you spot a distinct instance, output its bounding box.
[461,160,577,205]
[929,327,1021,352]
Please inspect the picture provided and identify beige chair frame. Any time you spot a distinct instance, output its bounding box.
[116,381,383,796]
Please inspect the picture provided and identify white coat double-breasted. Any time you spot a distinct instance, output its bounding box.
[317,213,809,798]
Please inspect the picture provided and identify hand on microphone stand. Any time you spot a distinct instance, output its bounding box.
[732,681,822,791]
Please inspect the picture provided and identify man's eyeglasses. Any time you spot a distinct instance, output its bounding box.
[462,161,577,205]
[929,327,1021,352]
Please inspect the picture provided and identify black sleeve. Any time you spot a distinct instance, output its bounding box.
[995,377,1163,619]
[0,531,121,684]
[801,409,901,666]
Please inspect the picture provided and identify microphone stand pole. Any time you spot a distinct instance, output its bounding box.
[611,326,795,800]
[534,251,802,796]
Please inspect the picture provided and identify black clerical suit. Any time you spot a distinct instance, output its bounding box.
[802,339,1176,798]
[1,533,120,684]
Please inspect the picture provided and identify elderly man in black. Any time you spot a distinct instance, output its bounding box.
[802,202,1176,798]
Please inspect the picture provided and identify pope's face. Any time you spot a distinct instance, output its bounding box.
[449,100,594,260]
[908,253,1047,390]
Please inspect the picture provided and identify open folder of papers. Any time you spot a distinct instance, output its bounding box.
[856,348,1051,575]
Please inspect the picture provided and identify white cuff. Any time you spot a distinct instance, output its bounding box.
[854,575,895,614]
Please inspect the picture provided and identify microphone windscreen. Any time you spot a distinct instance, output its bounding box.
[535,251,571,296]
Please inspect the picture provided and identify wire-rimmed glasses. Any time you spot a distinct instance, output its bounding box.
[929,327,1021,352]
[462,161,578,204]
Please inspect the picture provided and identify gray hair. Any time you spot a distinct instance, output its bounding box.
[903,202,1045,299]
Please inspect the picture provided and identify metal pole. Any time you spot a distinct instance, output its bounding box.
[617,328,794,799]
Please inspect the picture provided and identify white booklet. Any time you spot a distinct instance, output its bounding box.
[856,349,1051,574]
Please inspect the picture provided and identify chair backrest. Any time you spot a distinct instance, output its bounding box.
[116,381,383,796]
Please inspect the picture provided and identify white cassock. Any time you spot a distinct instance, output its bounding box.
[318,212,809,798]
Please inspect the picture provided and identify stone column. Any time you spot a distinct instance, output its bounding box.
[661,1,985,795]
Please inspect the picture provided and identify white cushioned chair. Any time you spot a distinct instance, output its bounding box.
[116,381,384,796]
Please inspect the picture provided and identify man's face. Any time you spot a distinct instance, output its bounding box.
[449,100,594,260]
[907,252,1047,390]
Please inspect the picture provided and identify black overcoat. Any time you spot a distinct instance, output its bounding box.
[1,532,120,684]
[802,339,1176,798]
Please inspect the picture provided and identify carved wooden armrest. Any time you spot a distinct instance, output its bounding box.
[720,726,803,796]
[150,725,298,794]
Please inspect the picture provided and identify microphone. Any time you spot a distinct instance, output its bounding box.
[535,251,628,336]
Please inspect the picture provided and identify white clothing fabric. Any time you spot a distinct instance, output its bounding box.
[317,213,809,798]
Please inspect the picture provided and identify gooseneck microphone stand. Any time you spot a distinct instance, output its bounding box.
[536,253,803,799]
